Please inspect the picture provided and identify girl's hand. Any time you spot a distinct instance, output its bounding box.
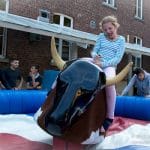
[95,62,102,67]
[94,55,100,60]
[93,55,102,67]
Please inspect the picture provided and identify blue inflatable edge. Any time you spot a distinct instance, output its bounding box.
[0,90,47,114]
[116,145,150,150]
[115,96,150,121]
[0,90,150,121]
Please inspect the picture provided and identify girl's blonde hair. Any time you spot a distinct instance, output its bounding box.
[99,15,120,31]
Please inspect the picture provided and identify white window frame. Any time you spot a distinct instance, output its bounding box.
[52,13,74,61]
[132,54,142,68]
[133,36,142,46]
[135,0,143,19]
[5,0,9,13]
[53,13,73,28]
[103,0,116,8]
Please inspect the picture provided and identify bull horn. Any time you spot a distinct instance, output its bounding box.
[51,36,66,70]
[106,62,133,86]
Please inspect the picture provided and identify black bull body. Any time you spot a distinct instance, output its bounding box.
[35,37,133,143]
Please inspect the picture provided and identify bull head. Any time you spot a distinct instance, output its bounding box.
[36,37,133,143]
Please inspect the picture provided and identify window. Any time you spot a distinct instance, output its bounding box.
[64,17,71,27]
[38,9,50,23]
[53,14,73,28]
[0,27,7,57]
[53,14,74,61]
[53,15,60,25]
[0,0,9,12]
[132,55,142,68]
[29,33,41,42]
[90,20,96,29]
[103,0,116,8]
[39,10,49,18]
[133,36,142,46]
[55,38,70,61]
[135,0,143,19]
[0,0,6,11]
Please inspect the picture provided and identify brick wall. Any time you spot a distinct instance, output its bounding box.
[9,0,150,44]
[0,29,52,78]
[0,0,150,79]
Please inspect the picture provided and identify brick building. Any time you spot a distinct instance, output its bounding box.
[0,0,150,88]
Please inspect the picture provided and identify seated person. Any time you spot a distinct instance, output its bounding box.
[1,59,23,90]
[121,68,150,97]
[26,65,42,90]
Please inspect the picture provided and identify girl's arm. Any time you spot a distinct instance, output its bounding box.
[144,77,150,96]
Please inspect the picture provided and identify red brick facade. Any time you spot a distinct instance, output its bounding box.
[0,0,150,77]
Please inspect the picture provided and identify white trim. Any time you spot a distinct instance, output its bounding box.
[125,43,150,56]
[0,11,150,56]
[135,0,143,19]
[5,0,9,13]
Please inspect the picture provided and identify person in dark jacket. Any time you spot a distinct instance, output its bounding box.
[121,68,150,97]
[1,59,23,90]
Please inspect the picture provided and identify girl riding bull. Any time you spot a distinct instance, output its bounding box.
[91,15,125,132]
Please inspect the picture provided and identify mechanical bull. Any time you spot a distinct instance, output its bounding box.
[35,37,133,144]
